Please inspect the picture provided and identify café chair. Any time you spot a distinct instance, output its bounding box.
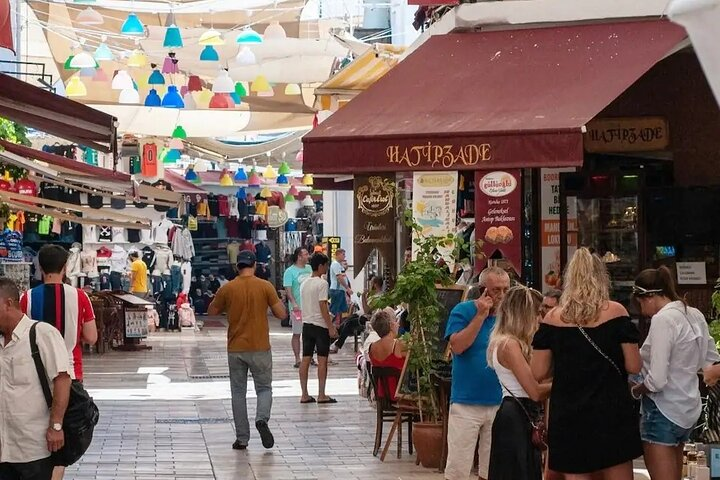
[369,365,417,461]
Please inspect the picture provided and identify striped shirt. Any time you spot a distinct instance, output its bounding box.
[20,283,95,380]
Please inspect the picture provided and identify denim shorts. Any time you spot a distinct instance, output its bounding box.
[641,396,693,446]
[329,289,348,315]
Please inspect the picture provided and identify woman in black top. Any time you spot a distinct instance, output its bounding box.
[531,248,642,480]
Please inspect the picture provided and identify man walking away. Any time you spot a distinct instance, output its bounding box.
[128,252,149,299]
[329,249,352,326]
[444,267,510,480]
[0,277,72,480]
[208,251,286,450]
[283,247,311,367]
[299,253,338,404]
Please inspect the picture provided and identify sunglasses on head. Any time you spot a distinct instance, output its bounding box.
[632,285,663,297]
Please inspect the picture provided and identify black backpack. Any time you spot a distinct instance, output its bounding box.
[29,323,100,466]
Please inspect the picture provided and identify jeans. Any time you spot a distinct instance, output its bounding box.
[170,265,183,295]
[228,351,273,445]
[0,456,55,480]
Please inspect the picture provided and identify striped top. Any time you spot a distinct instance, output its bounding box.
[20,283,95,380]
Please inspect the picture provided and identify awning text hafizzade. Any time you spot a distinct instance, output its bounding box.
[386,143,492,169]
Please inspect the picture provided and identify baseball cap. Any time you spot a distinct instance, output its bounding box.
[237,250,257,268]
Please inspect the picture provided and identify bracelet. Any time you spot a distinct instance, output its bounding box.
[631,385,643,400]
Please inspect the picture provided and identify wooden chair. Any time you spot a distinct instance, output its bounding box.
[369,365,417,461]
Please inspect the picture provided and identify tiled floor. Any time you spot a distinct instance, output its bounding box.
[67,319,440,480]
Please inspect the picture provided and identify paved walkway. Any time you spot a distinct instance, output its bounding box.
[67,319,439,480]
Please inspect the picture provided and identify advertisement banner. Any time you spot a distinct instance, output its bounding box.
[322,236,341,260]
[540,168,577,291]
[411,171,458,262]
[353,175,396,275]
[474,170,522,274]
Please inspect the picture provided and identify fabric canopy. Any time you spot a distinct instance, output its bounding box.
[303,20,688,174]
[0,73,117,153]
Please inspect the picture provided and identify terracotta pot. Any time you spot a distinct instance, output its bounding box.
[412,422,443,468]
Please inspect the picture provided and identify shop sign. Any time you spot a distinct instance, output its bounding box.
[267,206,289,228]
[353,174,397,275]
[584,117,669,153]
[677,262,707,285]
[322,236,342,260]
[540,168,577,290]
[412,172,458,265]
[475,170,521,274]
[387,142,492,170]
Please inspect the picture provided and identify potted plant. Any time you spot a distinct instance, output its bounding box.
[373,209,463,468]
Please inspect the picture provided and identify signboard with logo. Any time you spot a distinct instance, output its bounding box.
[411,172,458,262]
[475,170,522,273]
[353,175,396,275]
[540,168,577,290]
[584,117,669,153]
[267,206,289,228]
[322,236,342,260]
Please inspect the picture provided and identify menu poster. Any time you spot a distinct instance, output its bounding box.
[353,174,397,276]
[540,168,576,291]
[411,172,458,264]
[474,170,522,274]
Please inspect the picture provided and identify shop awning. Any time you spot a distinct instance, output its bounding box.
[164,170,208,195]
[0,73,117,153]
[302,20,688,174]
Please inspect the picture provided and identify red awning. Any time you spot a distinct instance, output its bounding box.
[302,20,687,174]
[0,140,130,181]
[0,73,117,153]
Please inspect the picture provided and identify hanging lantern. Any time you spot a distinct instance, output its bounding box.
[219,169,234,186]
[212,70,234,93]
[69,51,98,69]
[250,75,271,92]
[172,125,187,139]
[264,21,286,40]
[111,70,134,90]
[302,174,313,186]
[263,164,277,179]
[148,69,165,85]
[235,82,248,98]
[260,186,272,198]
[163,24,183,48]
[278,161,292,175]
[199,45,219,61]
[162,53,179,74]
[284,83,301,96]
[236,27,263,44]
[277,174,289,185]
[144,88,161,107]
[209,93,235,109]
[121,13,145,35]
[127,49,147,67]
[185,166,200,184]
[295,150,303,163]
[248,170,261,187]
[118,88,140,104]
[77,7,104,26]
[65,76,87,97]
[93,69,109,82]
[79,67,95,78]
[234,167,248,182]
[63,55,78,71]
[94,42,114,61]
[284,192,295,202]
[183,92,197,109]
[187,75,202,92]
[169,138,184,150]
[161,86,184,108]
[199,29,225,46]
[235,46,256,66]
[166,149,182,162]
[288,185,299,196]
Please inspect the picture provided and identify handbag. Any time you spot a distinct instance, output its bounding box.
[501,381,547,451]
[576,325,623,375]
[29,323,100,467]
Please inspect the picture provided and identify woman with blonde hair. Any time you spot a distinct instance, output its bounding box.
[530,248,642,480]
[487,285,551,480]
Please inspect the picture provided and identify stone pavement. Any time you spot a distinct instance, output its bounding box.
[66,318,441,480]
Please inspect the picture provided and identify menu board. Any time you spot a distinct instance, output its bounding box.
[540,168,576,290]
[412,171,458,263]
[353,174,396,275]
[125,308,149,338]
[474,170,522,273]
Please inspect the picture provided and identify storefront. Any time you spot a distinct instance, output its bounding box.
[303,20,689,293]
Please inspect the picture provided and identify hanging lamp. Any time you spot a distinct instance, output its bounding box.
[93,41,114,61]
[65,76,87,97]
[199,45,219,61]
[187,75,202,92]
[79,67,95,77]
[260,186,272,198]
[185,166,200,183]
[63,55,78,71]
[284,192,295,202]
[219,169,234,186]
[93,69,109,82]
[284,83,301,95]
[248,169,261,187]
[162,53,179,74]
[302,174,313,186]
[196,89,213,107]
[264,21,286,40]
[212,70,234,93]
[278,161,292,175]
[234,82,247,98]
[236,27,263,44]
[121,13,145,35]
[172,125,187,139]
[209,93,235,109]
[111,70,133,90]
[69,51,98,69]
[235,46,256,66]
[263,164,277,179]
[234,167,248,182]
[77,7,104,25]
[144,88,161,107]
[257,88,274,97]
[295,150,303,163]
[166,149,182,162]
[288,185,299,196]
[118,88,140,104]
[250,75,271,92]
[163,24,183,48]
[301,196,315,207]
[199,29,224,46]
[127,49,147,67]
[182,93,197,109]
[169,138,184,150]
[161,86,184,108]
[148,69,165,85]
[277,174,289,185]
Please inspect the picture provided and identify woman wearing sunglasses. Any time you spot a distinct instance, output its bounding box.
[630,266,720,480]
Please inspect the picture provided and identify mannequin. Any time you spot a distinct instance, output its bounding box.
[153,244,173,276]
[66,242,83,287]
[109,245,128,290]
[181,260,192,294]
[153,215,174,244]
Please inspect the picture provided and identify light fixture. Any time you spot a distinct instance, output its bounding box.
[79,67,95,77]
[257,88,274,97]
[310,188,323,195]
[302,173,313,186]
[250,75,270,92]
[199,45,219,61]
[199,29,224,46]
[302,196,315,207]
[163,24,183,48]
[127,49,147,67]
[234,167,247,182]
[118,88,140,104]
[220,169,234,186]
[65,76,87,97]
[77,7,104,26]
[185,166,200,183]
[169,138,184,150]
[284,192,294,202]
[277,174,288,185]
[212,70,234,93]
[187,75,202,92]
[235,46,256,66]
[278,161,291,175]
[288,185,299,196]
[260,186,272,198]
[162,53,179,74]
[263,164,277,179]
[172,125,187,139]
[161,85,184,108]
[197,89,213,106]
[209,93,235,109]
[165,149,182,163]
[295,150,303,163]
[235,82,247,98]
[111,70,133,90]
[182,92,196,109]
[63,55,78,71]
[284,83,301,95]
[230,92,242,104]
[121,13,145,36]
[236,27,262,44]
[69,51,98,69]
[148,69,165,85]
[264,22,286,40]
[144,88,161,107]
[248,169,261,187]
[93,42,113,61]
[92,69,109,82]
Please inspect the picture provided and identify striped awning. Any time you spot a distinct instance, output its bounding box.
[313,44,405,111]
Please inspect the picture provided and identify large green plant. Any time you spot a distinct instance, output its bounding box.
[373,209,463,422]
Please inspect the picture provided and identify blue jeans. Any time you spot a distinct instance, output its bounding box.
[228,351,273,445]
[641,395,693,446]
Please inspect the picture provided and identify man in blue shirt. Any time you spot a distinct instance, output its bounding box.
[444,266,510,480]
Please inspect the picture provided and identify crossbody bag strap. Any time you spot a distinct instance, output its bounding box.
[29,322,53,409]
[576,325,623,375]
[499,380,536,424]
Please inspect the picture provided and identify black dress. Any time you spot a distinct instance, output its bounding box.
[531,316,642,474]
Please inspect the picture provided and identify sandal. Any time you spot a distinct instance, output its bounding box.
[317,397,338,404]
[300,397,316,404]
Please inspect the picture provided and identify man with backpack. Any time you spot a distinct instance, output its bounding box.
[0,277,71,480]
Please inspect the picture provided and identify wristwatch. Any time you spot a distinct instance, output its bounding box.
[51,423,62,432]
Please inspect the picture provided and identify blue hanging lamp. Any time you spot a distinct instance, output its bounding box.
[148,68,165,85]
[163,24,183,48]
[199,45,219,61]
[144,88,161,107]
[161,85,184,108]
[121,13,145,35]
[234,167,248,182]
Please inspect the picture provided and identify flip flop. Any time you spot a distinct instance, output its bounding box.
[317,397,338,404]
[300,397,316,404]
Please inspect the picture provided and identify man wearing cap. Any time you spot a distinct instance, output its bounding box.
[208,251,286,451]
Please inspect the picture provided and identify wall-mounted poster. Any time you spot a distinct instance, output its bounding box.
[412,171,458,263]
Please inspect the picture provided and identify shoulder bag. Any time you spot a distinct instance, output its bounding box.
[501,381,547,451]
[30,322,100,466]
